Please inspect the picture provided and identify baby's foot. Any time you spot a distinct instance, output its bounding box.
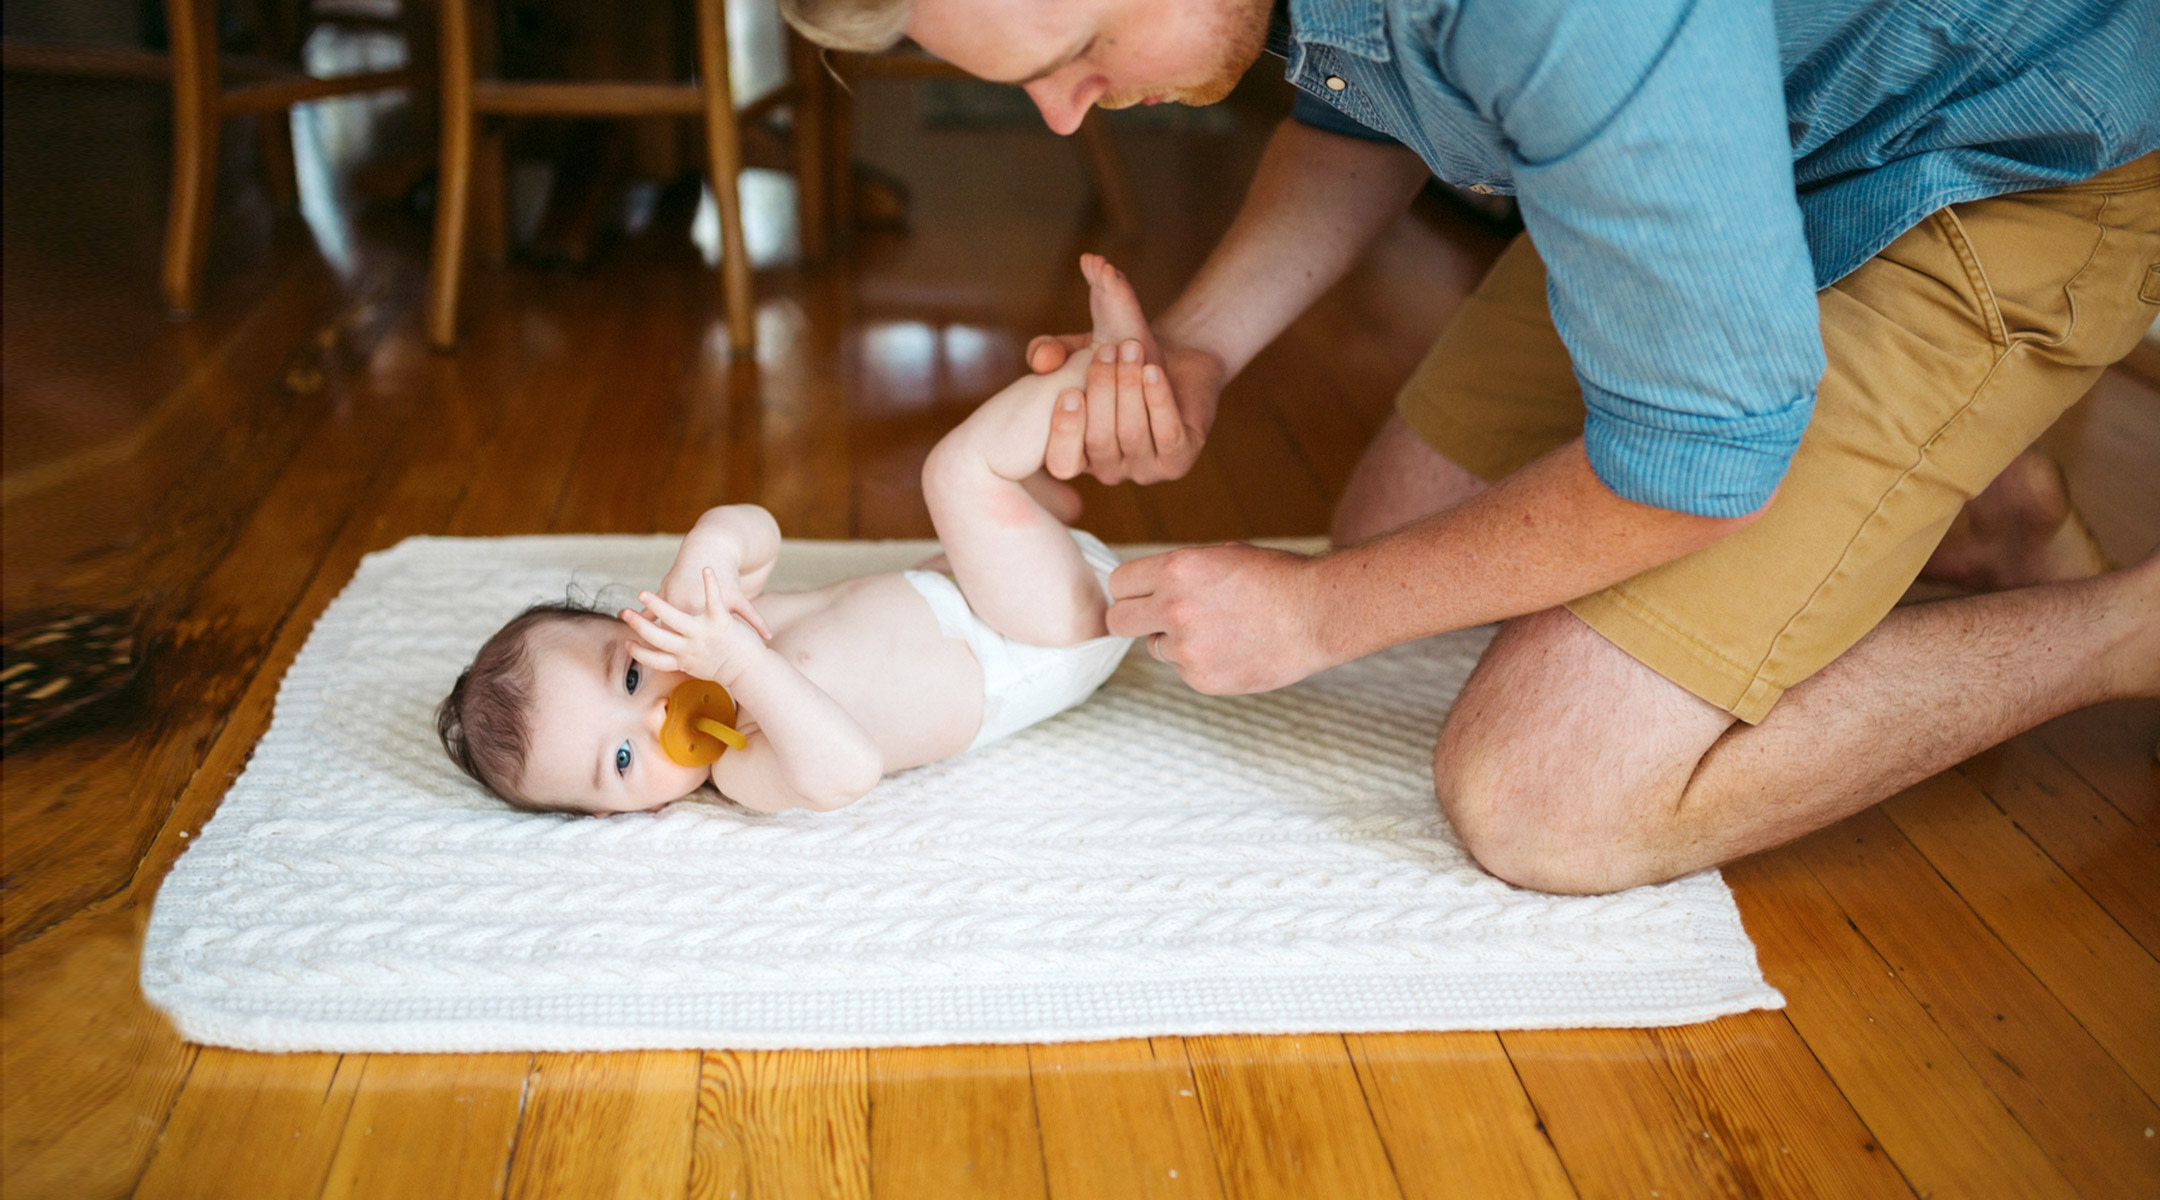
[1081,254,1156,357]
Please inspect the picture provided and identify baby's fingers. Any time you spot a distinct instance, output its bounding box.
[626,640,681,675]
[622,606,687,652]
[636,590,696,630]
[705,567,772,640]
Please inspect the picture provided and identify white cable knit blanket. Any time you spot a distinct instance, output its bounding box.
[141,535,1782,1052]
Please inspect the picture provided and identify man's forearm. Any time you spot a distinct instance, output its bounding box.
[1158,120,1429,380]
[1314,442,1762,661]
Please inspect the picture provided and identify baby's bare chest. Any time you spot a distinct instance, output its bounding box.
[758,574,983,748]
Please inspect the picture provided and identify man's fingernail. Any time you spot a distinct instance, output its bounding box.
[1144,364,1161,383]
[1121,340,1141,362]
[1096,344,1116,363]
[1060,393,1081,411]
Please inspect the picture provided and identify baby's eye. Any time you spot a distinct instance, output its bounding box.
[625,660,641,694]
[614,741,632,776]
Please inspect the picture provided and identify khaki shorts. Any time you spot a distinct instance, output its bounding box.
[1398,153,2160,723]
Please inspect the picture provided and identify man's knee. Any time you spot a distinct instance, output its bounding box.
[1430,609,1732,893]
[1433,741,1647,894]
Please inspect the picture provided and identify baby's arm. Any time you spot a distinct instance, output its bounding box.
[625,573,883,812]
[657,505,781,634]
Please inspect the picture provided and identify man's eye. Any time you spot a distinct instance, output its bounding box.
[626,661,641,693]
[615,741,632,775]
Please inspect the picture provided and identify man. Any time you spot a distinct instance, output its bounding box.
[785,0,2160,892]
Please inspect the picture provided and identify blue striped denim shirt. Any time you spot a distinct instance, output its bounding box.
[1273,0,2160,516]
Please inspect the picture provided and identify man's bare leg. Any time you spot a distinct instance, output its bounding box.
[1435,553,2160,894]
[1922,448,2112,590]
[1330,413,1488,545]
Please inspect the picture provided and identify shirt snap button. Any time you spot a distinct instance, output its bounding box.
[1324,75,1347,91]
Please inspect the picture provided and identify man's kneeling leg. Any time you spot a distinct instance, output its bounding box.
[1433,607,1733,894]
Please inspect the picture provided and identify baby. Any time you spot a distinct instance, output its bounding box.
[437,256,1162,815]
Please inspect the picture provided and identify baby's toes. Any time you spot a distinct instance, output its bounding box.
[1086,258,1149,345]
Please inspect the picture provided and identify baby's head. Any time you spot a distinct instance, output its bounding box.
[437,602,710,815]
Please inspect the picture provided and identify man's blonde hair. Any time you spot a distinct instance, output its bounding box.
[779,0,913,53]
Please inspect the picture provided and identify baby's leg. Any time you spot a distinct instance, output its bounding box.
[921,257,1152,646]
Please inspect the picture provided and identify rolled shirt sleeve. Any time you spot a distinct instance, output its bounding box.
[1447,0,1826,517]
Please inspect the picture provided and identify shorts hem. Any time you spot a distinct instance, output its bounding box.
[1565,590,1784,725]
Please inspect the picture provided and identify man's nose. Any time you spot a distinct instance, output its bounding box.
[1026,73,1103,137]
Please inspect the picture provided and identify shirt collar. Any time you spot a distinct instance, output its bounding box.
[1282,0,1393,63]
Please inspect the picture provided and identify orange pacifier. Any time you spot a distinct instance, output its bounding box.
[659,678,749,767]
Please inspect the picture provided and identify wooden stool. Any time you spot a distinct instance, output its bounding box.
[428,0,811,353]
[806,40,1138,250]
[161,0,415,314]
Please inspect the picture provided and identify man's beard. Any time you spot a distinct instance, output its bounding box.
[1101,0,1273,111]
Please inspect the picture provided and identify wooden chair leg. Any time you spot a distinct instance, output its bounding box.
[695,0,755,354]
[787,31,828,263]
[827,68,854,250]
[426,0,475,349]
[468,0,507,265]
[1076,111,1138,241]
[161,0,222,314]
[255,112,299,210]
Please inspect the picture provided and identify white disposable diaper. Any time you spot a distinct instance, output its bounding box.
[902,529,1135,751]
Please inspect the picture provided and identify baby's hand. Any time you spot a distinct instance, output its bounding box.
[657,550,771,640]
[622,568,768,684]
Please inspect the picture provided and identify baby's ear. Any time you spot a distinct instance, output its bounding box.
[1084,255,1157,357]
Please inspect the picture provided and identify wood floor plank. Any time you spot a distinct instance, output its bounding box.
[760,273,855,537]
[0,900,196,1200]
[1029,1037,1225,1199]
[1182,1034,1403,1200]
[1956,734,2160,955]
[1504,1027,1752,1200]
[1648,1014,1915,1200]
[16,293,528,1200]
[1796,805,2160,1198]
[1342,1031,1574,1200]
[687,1049,871,1200]
[1726,844,2081,1200]
[446,288,629,538]
[132,1051,361,1200]
[1202,398,1333,537]
[1884,768,2160,1096]
[316,1053,532,1200]
[2031,700,2159,835]
[657,354,767,532]
[505,1051,702,1200]
[867,1043,1048,1200]
[1136,451,1249,544]
[1,282,415,949]
[551,269,700,536]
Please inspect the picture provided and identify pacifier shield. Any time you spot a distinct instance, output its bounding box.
[659,678,745,767]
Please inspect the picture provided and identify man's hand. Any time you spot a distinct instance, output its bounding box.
[623,569,769,685]
[1106,543,1337,694]
[1025,254,1224,486]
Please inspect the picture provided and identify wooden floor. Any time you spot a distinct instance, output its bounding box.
[5,64,2157,1200]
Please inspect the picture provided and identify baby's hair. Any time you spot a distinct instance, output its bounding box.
[436,600,610,814]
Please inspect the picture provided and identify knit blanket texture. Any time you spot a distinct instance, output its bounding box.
[141,535,1783,1051]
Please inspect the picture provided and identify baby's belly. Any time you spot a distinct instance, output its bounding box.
[764,573,984,768]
